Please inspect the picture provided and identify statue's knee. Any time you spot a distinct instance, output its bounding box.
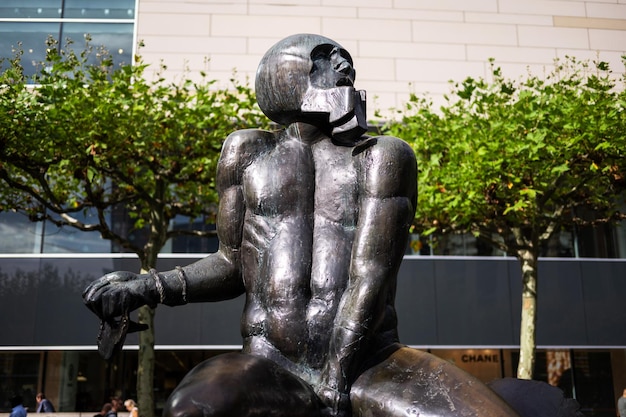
[162,395,200,417]
[163,393,223,417]
[162,372,241,417]
[162,353,322,417]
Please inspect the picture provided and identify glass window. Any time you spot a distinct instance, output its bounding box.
[577,223,622,258]
[61,22,133,67]
[41,221,112,253]
[541,229,576,258]
[166,216,219,254]
[424,232,505,257]
[0,22,57,77]
[510,349,618,415]
[64,0,135,19]
[0,0,62,19]
[0,0,135,79]
[0,210,113,254]
[0,212,40,253]
[0,352,42,412]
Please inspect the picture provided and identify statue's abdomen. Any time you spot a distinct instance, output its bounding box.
[240,138,315,360]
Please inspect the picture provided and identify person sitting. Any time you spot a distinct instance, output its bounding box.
[35,393,55,413]
[10,395,27,417]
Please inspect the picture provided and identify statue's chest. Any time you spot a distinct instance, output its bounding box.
[243,140,315,216]
[242,139,359,224]
[312,143,359,227]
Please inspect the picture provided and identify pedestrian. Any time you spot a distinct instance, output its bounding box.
[96,403,116,417]
[35,393,55,413]
[93,403,107,417]
[618,388,626,417]
[110,397,123,413]
[9,395,27,417]
[124,400,138,417]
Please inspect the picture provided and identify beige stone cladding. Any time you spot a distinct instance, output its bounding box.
[135,0,626,120]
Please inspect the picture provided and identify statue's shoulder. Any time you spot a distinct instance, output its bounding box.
[220,128,277,164]
[354,135,417,198]
[222,128,276,153]
[217,129,277,187]
[355,135,416,169]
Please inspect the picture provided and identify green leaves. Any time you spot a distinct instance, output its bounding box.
[385,56,626,251]
[0,37,271,255]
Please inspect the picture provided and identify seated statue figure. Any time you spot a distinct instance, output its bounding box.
[83,33,520,417]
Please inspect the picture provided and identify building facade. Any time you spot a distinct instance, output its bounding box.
[1,0,626,416]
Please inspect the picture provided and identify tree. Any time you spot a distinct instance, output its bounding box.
[0,37,271,416]
[384,57,626,379]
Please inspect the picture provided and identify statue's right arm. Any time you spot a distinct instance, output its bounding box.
[83,129,264,320]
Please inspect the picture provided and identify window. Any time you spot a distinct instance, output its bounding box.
[0,0,136,78]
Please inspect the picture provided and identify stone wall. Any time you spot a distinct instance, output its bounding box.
[135,0,626,119]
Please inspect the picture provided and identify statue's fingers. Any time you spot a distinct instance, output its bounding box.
[82,277,111,299]
[100,290,131,319]
[82,285,113,319]
[83,295,104,319]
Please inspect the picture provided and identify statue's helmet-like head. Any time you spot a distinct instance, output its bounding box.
[255,34,367,143]
[256,34,344,125]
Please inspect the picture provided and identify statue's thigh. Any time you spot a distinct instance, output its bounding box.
[350,347,519,417]
[163,352,322,417]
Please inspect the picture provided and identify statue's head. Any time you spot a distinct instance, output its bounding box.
[256,33,367,144]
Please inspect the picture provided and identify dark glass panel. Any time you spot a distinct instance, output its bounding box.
[0,352,41,412]
[572,351,615,417]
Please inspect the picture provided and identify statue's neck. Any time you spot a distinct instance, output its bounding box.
[286,122,328,145]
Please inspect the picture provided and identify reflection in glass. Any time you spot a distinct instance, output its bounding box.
[0,0,135,19]
[64,0,135,19]
[0,210,113,254]
[0,212,40,253]
[0,22,133,78]
[0,0,62,18]
[0,22,58,77]
[41,222,112,253]
[61,22,133,68]
[546,350,571,387]
[0,0,136,79]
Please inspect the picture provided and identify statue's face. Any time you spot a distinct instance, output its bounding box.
[309,44,355,90]
[302,44,367,144]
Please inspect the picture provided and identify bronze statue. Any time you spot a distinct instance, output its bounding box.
[83,34,520,417]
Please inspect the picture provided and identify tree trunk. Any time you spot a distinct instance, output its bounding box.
[136,208,166,417]
[137,304,155,417]
[516,248,538,380]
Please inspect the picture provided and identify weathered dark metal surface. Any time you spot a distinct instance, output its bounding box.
[84,33,525,416]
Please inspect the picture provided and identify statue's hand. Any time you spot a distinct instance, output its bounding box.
[82,271,157,320]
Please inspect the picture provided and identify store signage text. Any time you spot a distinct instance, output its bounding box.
[461,354,499,363]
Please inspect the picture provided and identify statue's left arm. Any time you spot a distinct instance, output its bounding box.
[82,130,261,320]
[319,136,417,415]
